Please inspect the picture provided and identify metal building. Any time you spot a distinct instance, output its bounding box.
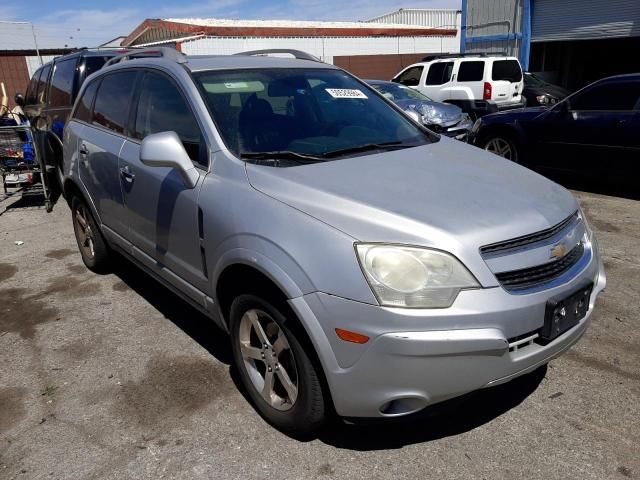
[121,17,460,79]
[461,0,640,89]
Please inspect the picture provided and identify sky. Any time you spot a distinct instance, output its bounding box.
[3,0,461,48]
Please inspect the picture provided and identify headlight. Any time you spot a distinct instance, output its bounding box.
[536,95,551,105]
[420,105,458,125]
[356,244,479,308]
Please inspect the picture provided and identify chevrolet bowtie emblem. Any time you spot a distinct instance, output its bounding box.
[550,243,567,260]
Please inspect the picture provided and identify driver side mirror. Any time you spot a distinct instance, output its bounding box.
[140,131,200,189]
[14,93,25,107]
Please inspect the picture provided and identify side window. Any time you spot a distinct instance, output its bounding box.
[425,62,454,86]
[36,64,51,104]
[49,58,77,108]
[92,71,137,134]
[73,80,99,123]
[570,82,640,111]
[457,61,485,82]
[134,72,204,166]
[396,66,423,87]
[25,68,42,104]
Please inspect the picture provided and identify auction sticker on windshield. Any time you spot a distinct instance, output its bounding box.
[326,88,368,99]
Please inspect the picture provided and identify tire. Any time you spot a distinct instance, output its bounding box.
[71,196,110,273]
[230,294,327,436]
[481,133,520,163]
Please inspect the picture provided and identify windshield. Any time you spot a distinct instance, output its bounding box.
[194,69,432,161]
[370,82,433,102]
[524,72,547,87]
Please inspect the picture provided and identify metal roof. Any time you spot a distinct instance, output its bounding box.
[0,21,70,51]
[163,17,439,30]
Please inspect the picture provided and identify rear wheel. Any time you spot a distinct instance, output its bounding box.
[71,196,110,272]
[482,134,520,162]
[230,294,327,436]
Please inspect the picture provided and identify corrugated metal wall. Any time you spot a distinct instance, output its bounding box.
[532,0,640,42]
[180,35,460,64]
[465,0,524,57]
[367,9,459,28]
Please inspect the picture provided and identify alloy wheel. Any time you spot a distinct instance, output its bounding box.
[74,204,95,259]
[484,137,516,161]
[238,308,298,411]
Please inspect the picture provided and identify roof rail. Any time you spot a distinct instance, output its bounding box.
[234,49,321,62]
[104,47,187,67]
[421,52,490,62]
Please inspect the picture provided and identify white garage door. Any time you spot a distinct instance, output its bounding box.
[532,0,640,42]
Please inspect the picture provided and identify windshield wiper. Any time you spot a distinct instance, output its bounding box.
[319,141,419,159]
[240,150,325,165]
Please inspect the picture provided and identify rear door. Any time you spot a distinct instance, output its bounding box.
[490,59,523,107]
[118,70,209,297]
[76,71,137,238]
[422,61,454,101]
[454,60,485,100]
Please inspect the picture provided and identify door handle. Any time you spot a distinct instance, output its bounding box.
[119,165,135,182]
[79,144,89,156]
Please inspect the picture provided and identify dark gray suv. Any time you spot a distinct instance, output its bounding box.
[62,48,605,436]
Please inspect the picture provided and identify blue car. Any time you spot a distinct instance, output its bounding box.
[469,74,640,186]
[366,80,473,140]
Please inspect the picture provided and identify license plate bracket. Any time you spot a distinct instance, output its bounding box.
[541,283,593,342]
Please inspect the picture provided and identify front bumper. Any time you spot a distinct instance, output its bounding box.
[289,245,605,418]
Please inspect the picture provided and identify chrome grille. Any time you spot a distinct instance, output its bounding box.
[480,212,579,256]
[495,242,584,291]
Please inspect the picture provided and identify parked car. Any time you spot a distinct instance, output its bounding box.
[366,79,472,139]
[62,48,605,436]
[392,53,526,118]
[15,49,121,196]
[469,74,640,185]
[523,72,570,106]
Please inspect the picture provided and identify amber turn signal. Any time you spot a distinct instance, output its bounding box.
[335,328,369,344]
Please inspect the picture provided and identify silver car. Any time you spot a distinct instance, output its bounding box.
[62,48,605,436]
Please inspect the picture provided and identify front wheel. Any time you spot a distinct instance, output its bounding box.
[482,134,520,162]
[230,294,327,436]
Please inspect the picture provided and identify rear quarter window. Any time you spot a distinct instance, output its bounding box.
[492,60,522,82]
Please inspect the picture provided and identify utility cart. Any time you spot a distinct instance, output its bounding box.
[0,120,53,212]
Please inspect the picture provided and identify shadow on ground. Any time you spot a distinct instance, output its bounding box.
[109,254,548,449]
[110,256,233,365]
[317,365,547,450]
[542,172,639,201]
[0,187,45,215]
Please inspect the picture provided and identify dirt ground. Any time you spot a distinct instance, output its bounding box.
[0,187,638,480]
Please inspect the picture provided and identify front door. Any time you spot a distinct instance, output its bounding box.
[534,80,640,178]
[119,70,209,296]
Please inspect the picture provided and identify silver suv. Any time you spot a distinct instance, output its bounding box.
[62,48,605,436]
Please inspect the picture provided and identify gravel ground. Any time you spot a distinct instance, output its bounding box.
[0,187,638,480]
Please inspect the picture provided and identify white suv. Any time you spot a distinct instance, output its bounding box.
[392,54,526,117]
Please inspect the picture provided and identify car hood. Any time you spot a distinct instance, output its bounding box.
[484,105,549,122]
[524,84,571,99]
[394,99,463,124]
[245,137,578,253]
